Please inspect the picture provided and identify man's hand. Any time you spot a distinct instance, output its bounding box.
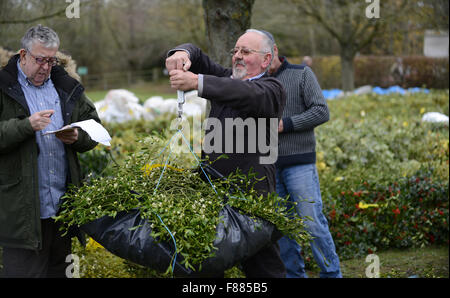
[55,126,78,144]
[166,51,191,72]
[29,109,54,131]
[278,119,284,133]
[169,70,198,91]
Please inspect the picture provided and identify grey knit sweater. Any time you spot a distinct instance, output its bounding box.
[273,57,329,168]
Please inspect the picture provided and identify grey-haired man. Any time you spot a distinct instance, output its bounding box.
[166,29,287,277]
[0,25,100,277]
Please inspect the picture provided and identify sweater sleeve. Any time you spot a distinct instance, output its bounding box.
[284,67,329,132]
[0,117,34,154]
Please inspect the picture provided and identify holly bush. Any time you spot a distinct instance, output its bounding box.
[325,169,449,259]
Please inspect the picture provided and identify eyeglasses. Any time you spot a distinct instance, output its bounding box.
[229,47,268,57]
[27,51,59,67]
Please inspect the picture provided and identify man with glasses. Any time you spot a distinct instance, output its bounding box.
[166,29,286,277]
[0,24,100,277]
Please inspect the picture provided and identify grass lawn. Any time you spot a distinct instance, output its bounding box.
[85,79,176,103]
[306,245,449,278]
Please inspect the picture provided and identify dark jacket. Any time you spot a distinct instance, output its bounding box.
[169,44,286,194]
[0,54,100,250]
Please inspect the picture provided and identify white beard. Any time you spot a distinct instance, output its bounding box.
[232,61,247,80]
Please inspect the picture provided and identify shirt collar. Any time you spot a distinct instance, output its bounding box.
[230,71,266,81]
[17,59,51,88]
[247,72,266,81]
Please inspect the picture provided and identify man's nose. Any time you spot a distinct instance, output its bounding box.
[41,63,50,70]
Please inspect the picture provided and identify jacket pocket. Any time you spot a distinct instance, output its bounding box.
[0,151,21,178]
[0,176,28,241]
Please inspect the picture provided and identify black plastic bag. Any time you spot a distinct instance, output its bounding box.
[81,205,280,277]
[80,164,282,277]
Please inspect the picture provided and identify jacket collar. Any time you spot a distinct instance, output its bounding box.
[273,56,289,77]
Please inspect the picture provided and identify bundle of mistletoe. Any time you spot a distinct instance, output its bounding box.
[56,136,311,273]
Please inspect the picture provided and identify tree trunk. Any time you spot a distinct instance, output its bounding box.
[89,0,103,74]
[127,0,137,70]
[202,0,255,116]
[202,0,255,66]
[340,46,355,91]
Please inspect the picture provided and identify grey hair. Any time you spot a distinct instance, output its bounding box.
[245,29,275,70]
[21,24,60,52]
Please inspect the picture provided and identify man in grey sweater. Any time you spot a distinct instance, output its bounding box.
[266,31,342,278]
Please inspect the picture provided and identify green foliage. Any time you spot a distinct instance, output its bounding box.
[71,90,448,276]
[325,169,449,260]
[78,116,176,178]
[313,90,449,261]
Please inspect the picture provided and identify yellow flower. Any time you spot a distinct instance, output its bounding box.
[87,237,104,250]
[420,107,426,114]
[403,121,409,128]
[317,162,327,170]
[358,201,379,209]
[334,176,344,182]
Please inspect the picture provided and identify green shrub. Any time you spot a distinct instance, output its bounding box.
[324,168,449,260]
[313,90,449,261]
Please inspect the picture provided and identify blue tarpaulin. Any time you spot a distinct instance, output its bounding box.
[322,89,344,100]
[322,86,430,100]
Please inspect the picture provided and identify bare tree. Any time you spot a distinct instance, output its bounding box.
[415,0,449,30]
[292,0,411,91]
[0,0,91,25]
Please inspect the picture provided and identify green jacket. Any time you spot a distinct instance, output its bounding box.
[0,54,100,250]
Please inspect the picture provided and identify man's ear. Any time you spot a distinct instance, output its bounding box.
[19,49,27,62]
[262,53,273,69]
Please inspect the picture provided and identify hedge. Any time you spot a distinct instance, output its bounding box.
[288,55,449,90]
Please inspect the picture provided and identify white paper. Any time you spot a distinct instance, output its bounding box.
[43,119,112,146]
[43,126,77,134]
